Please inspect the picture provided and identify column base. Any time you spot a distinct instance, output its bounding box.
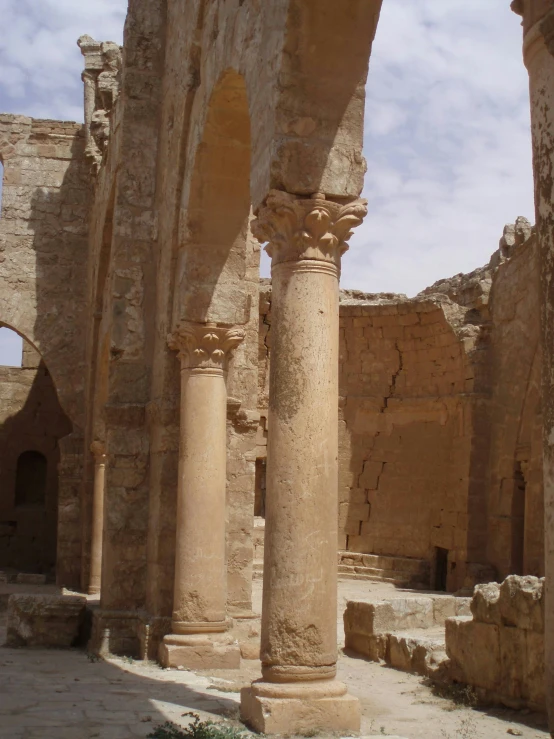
[240,680,360,735]
[159,632,241,670]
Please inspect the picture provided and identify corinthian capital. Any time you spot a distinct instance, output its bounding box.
[168,322,245,372]
[251,191,367,268]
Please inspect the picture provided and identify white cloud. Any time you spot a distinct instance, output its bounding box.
[345,0,535,297]
[0,0,535,299]
[0,0,127,121]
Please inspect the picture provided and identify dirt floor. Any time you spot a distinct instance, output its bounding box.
[0,578,550,739]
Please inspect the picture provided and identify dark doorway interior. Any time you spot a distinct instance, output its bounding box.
[434,546,448,591]
[254,458,266,518]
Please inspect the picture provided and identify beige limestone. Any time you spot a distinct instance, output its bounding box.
[446,575,545,711]
[88,441,106,596]
[7,593,86,648]
[1,2,552,735]
[159,323,243,670]
[240,193,366,734]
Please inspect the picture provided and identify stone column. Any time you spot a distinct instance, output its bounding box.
[159,322,244,669]
[88,441,107,596]
[240,191,367,735]
[512,1,554,732]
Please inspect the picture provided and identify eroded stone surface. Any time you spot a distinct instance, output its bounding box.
[7,593,86,648]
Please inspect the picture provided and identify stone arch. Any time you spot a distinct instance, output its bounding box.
[0,326,72,576]
[174,68,252,326]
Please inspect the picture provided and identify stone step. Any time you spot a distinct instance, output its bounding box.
[339,551,429,576]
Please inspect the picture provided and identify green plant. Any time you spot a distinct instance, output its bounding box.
[147,712,249,739]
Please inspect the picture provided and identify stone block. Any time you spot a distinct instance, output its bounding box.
[7,593,86,647]
[15,573,47,585]
[445,616,501,690]
[159,633,241,670]
[240,682,360,735]
[525,630,546,711]
[344,631,388,661]
[432,596,456,624]
[498,624,527,705]
[471,581,501,624]
[498,575,544,632]
[388,632,446,677]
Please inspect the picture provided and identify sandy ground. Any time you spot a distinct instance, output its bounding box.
[0,579,549,739]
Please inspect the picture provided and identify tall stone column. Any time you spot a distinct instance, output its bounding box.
[159,322,244,669]
[512,1,554,731]
[88,441,107,596]
[240,191,367,735]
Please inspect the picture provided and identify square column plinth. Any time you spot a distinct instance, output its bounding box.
[240,680,361,735]
[159,633,240,670]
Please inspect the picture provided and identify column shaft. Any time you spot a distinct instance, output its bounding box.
[89,442,106,596]
[261,259,339,679]
[173,368,227,629]
[159,322,244,670]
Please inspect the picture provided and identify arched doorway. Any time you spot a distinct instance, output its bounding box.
[0,328,72,577]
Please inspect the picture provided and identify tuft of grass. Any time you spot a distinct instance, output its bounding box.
[147,712,249,739]
[431,681,478,707]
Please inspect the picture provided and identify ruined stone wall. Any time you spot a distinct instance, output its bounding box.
[259,285,480,590]
[486,234,544,579]
[0,115,89,429]
[446,575,545,712]
[0,341,71,575]
[0,114,91,588]
[337,297,480,591]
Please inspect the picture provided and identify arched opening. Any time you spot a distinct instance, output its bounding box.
[0,329,72,576]
[15,451,48,507]
[176,70,252,324]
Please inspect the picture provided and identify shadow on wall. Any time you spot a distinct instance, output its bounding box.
[0,349,72,576]
[20,122,90,587]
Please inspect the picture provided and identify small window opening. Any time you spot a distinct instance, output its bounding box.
[15,451,48,507]
[434,547,448,591]
[254,458,266,518]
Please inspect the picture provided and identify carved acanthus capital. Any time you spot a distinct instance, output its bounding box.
[251,191,367,268]
[168,322,245,372]
[90,440,107,462]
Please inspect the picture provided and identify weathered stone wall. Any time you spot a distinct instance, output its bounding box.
[0,341,71,575]
[0,115,90,430]
[446,575,545,712]
[259,284,483,590]
[0,116,90,587]
[486,233,544,579]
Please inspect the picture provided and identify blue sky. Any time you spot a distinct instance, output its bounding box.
[0,0,534,363]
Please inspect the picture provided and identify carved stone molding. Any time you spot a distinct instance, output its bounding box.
[251,191,368,268]
[168,322,245,372]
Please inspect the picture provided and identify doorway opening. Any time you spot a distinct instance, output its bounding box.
[434,547,448,591]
